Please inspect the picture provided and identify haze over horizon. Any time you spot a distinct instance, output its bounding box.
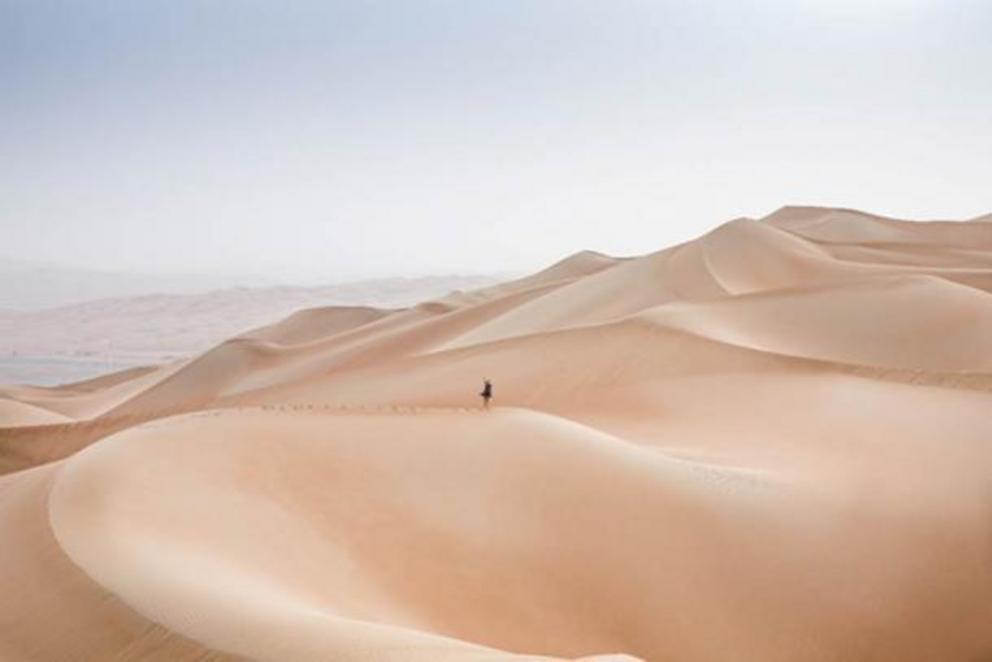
[4,0,992,282]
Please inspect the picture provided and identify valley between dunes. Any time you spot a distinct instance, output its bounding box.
[2,206,992,661]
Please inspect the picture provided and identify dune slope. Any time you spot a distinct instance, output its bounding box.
[2,206,992,661]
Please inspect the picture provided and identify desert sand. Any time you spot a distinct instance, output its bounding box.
[0,274,499,386]
[2,206,991,661]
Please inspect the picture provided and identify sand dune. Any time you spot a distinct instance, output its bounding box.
[0,397,71,427]
[641,275,992,372]
[0,360,185,420]
[0,274,499,386]
[0,464,239,661]
[2,206,992,661]
[241,305,392,345]
[765,206,992,247]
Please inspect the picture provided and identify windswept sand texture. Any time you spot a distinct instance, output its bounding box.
[2,206,992,661]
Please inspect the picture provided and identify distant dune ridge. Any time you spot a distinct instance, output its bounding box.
[2,205,992,661]
[0,275,501,385]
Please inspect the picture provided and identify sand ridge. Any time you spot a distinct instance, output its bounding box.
[2,206,992,660]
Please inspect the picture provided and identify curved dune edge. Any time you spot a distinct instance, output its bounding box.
[46,405,992,661]
[0,464,240,661]
[0,397,72,427]
[637,274,992,374]
[48,409,650,661]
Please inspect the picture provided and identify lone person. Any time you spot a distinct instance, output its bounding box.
[480,379,493,410]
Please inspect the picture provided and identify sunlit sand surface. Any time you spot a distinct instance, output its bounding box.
[2,206,992,661]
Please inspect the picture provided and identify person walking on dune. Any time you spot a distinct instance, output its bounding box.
[480,379,493,410]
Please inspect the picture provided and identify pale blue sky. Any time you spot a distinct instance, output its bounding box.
[3,0,991,281]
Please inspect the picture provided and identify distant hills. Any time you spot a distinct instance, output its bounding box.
[0,269,500,383]
[0,256,277,311]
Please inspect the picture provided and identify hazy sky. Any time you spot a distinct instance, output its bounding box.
[3,0,991,282]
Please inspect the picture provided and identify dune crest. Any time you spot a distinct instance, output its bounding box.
[3,206,992,661]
